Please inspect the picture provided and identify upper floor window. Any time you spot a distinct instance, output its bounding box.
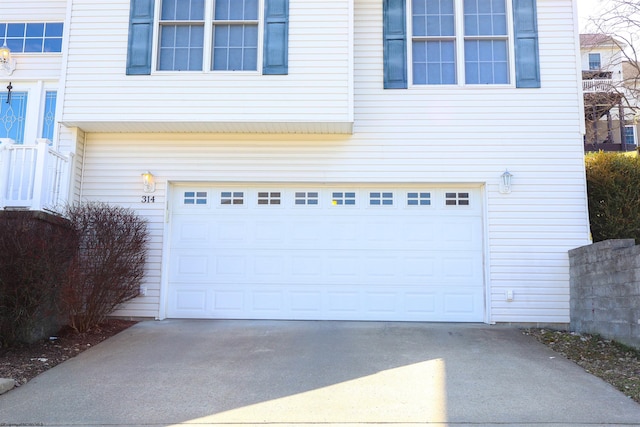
[127,0,288,75]
[588,53,601,70]
[213,0,259,70]
[158,0,260,71]
[158,0,205,71]
[383,0,540,89]
[411,0,508,85]
[0,23,63,53]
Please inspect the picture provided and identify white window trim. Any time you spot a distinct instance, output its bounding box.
[407,0,515,88]
[152,0,264,74]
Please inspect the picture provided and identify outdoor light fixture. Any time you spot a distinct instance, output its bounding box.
[500,169,513,194]
[142,171,156,193]
[0,42,16,76]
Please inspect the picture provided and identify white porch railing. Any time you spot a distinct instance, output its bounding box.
[0,138,73,213]
[583,78,616,93]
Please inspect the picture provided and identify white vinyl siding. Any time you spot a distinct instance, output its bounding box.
[0,0,67,20]
[61,0,353,134]
[73,0,589,324]
[0,0,66,80]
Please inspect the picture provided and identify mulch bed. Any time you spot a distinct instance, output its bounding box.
[524,328,640,403]
[0,319,137,387]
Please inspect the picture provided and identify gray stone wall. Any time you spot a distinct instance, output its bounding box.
[569,239,640,349]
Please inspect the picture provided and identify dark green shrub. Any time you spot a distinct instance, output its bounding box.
[585,151,640,242]
[0,211,78,347]
[62,202,149,333]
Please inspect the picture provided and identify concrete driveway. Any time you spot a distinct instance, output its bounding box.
[1,320,639,427]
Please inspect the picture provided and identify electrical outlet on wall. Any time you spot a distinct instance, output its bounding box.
[506,290,514,302]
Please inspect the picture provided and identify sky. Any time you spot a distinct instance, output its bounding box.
[578,0,605,31]
[577,0,639,51]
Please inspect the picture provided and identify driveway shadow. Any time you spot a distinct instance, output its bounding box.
[1,320,639,426]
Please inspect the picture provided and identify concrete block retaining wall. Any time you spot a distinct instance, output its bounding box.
[569,239,640,349]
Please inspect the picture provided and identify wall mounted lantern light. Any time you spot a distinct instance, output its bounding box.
[500,169,513,194]
[142,171,156,193]
[0,42,16,76]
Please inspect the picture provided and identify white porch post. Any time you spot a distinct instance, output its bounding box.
[59,151,74,208]
[30,139,49,211]
[0,138,14,209]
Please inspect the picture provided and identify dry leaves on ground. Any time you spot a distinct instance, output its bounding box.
[524,328,640,404]
[0,319,137,387]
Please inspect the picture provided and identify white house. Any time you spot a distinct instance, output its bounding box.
[580,33,639,149]
[1,0,591,325]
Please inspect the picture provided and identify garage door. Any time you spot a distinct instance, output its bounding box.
[166,184,485,321]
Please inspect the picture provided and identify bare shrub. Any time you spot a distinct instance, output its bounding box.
[0,212,77,347]
[63,202,149,333]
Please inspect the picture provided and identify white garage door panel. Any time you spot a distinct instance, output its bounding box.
[167,285,483,321]
[166,185,485,321]
[169,249,482,285]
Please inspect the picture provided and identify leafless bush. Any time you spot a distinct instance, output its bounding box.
[63,202,149,333]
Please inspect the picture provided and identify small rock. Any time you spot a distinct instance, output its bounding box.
[0,378,15,395]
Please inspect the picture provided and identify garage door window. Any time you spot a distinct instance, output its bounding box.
[445,192,470,206]
[332,192,356,206]
[295,192,319,205]
[221,191,244,205]
[258,192,281,205]
[407,192,431,206]
[184,191,208,205]
[370,192,393,206]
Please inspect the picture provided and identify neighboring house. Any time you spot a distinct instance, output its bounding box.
[622,60,640,146]
[580,33,639,150]
[0,0,591,325]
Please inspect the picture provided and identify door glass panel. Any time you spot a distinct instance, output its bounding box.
[41,91,57,141]
[0,91,27,143]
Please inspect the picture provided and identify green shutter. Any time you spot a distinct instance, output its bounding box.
[383,0,407,89]
[263,0,289,75]
[513,0,540,88]
[126,0,154,75]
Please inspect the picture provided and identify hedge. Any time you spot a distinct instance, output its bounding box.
[585,151,640,243]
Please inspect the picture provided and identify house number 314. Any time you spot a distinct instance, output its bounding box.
[141,196,155,203]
